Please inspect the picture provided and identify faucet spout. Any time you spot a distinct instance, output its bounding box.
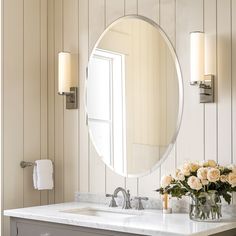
[113,187,131,209]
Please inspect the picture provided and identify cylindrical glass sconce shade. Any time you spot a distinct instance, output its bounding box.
[58,52,72,94]
[190,32,205,84]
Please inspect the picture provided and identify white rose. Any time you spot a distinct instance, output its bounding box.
[175,168,181,175]
[189,162,200,172]
[228,173,236,187]
[161,175,173,188]
[208,160,217,167]
[201,161,209,167]
[176,171,185,181]
[201,160,217,167]
[197,167,208,180]
[201,179,209,185]
[228,164,236,174]
[181,163,191,176]
[220,175,228,183]
[207,168,220,182]
[187,176,202,190]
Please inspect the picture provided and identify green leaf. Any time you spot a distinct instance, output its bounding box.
[220,168,232,175]
[222,192,231,204]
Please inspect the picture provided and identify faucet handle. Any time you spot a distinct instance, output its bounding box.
[106,194,118,207]
[125,190,132,209]
[134,197,149,210]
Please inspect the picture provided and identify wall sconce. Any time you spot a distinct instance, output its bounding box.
[190,31,214,103]
[58,52,78,109]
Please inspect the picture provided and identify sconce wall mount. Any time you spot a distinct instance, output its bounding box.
[199,74,214,103]
[191,74,214,103]
[58,87,78,109]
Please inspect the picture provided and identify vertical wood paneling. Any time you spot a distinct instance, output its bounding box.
[106,0,125,26]
[159,0,175,43]
[89,0,105,54]
[89,143,106,194]
[204,0,217,161]
[88,0,106,194]
[3,0,58,233]
[54,0,64,203]
[159,0,176,176]
[3,3,236,236]
[233,0,236,166]
[48,0,56,204]
[63,0,79,202]
[105,0,126,194]
[0,0,2,232]
[138,0,159,23]
[176,0,204,166]
[23,0,41,207]
[125,0,137,15]
[3,0,24,234]
[125,178,138,196]
[217,0,232,165]
[232,0,236,204]
[137,0,160,197]
[40,0,49,206]
[79,0,89,192]
[106,171,126,194]
[138,171,159,197]
[124,0,139,195]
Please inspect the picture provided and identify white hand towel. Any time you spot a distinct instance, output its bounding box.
[33,160,54,190]
[33,165,38,189]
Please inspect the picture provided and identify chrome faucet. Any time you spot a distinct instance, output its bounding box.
[106,187,132,209]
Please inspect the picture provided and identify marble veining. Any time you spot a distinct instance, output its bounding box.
[4,201,236,236]
[75,192,236,215]
[75,192,189,213]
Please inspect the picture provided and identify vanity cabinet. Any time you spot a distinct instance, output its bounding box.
[10,218,142,236]
[9,216,236,236]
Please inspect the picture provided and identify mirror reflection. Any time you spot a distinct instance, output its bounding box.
[86,17,182,177]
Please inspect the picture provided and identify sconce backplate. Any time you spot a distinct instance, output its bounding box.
[66,87,78,109]
[199,75,214,103]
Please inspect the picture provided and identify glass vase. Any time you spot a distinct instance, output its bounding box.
[189,191,222,221]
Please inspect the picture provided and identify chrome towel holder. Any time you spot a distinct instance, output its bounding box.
[20,161,36,168]
[20,160,54,168]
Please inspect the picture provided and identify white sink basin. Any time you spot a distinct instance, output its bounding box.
[61,207,142,219]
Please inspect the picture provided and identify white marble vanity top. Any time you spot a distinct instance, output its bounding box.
[4,202,236,236]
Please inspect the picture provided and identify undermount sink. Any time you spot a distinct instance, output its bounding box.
[61,207,142,219]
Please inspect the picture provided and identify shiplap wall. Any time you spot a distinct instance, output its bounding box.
[79,0,236,198]
[2,0,236,235]
[2,0,79,235]
[3,1,48,235]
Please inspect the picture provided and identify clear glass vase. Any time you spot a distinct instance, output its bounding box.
[189,191,222,221]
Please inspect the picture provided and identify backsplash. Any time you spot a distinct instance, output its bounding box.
[75,192,188,213]
[75,192,236,216]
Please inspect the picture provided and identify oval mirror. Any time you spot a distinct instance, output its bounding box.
[86,16,183,177]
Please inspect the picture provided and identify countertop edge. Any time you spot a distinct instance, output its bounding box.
[4,210,178,236]
[4,202,236,236]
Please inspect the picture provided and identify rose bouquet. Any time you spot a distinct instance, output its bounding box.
[156,160,236,221]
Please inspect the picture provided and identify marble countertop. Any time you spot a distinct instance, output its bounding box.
[4,202,236,236]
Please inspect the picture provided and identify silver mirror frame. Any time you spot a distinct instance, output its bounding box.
[85,15,184,178]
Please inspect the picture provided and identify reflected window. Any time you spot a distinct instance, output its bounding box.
[87,49,127,173]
